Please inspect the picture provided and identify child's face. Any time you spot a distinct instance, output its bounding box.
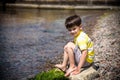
[67,26,81,37]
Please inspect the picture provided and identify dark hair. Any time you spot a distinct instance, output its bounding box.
[65,15,81,29]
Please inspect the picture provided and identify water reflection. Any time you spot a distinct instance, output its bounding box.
[0,8,106,80]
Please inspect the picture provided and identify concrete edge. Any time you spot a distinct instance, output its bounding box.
[69,67,99,80]
[5,3,120,10]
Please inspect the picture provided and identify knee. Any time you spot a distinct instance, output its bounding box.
[64,42,75,51]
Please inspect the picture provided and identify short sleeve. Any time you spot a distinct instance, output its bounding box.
[78,38,87,50]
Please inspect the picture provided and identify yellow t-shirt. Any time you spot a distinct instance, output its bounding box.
[74,30,95,63]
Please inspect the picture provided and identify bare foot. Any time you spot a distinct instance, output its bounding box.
[55,64,66,72]
[64,67,77,77]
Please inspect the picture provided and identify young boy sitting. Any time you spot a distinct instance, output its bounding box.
[55,15,95,77]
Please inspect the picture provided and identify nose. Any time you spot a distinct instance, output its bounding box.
[70,30,74,33]
[70,30,75,35]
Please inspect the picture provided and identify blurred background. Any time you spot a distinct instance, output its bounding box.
[0,0,120,80]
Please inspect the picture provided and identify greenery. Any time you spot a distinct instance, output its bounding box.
[28,68,69,80]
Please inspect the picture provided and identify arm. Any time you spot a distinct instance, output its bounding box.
[78,50,87,70]
[71,49,88,75]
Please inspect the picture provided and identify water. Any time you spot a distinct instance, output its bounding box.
[0,8,107,80]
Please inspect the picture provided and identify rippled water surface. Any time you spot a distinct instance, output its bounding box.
[0,8,108,80]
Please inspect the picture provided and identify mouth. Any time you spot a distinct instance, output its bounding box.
[71,33,76,37]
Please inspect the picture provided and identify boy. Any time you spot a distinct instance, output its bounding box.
[55,15,95,77]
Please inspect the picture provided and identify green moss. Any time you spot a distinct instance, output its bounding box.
[28,68,69,80]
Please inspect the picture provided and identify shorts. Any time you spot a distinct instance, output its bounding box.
[73,45,92,68]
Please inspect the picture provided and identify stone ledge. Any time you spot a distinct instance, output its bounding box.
[69,66,99,80]
[5,3,120,10]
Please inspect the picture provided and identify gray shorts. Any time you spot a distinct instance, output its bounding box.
[73,45,92,67]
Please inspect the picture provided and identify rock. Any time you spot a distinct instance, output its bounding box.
[69,66,99,80]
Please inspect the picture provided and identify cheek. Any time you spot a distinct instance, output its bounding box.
[74,29,78,33]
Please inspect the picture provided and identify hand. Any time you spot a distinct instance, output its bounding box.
[71,68,81,75]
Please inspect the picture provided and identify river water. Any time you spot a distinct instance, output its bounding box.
[0,8,109,80]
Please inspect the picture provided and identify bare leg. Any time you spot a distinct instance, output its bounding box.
[64,42,77,76]
[55,51,68,71]
[55,42,76,76]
